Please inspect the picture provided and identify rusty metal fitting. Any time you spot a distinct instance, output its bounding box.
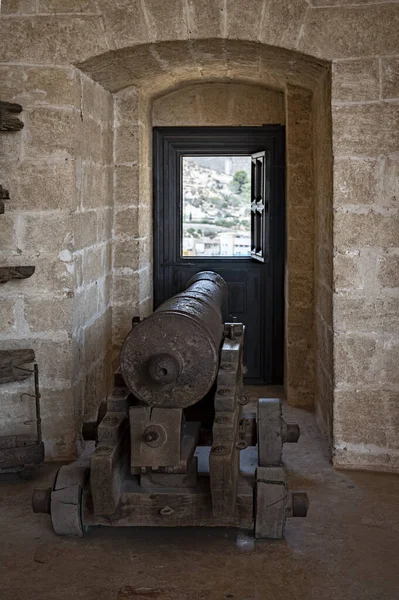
[143,425,166,448]
[147,353,182,385]
[32,487,51,514]
[282,422,300,444]
[211,444,228,455]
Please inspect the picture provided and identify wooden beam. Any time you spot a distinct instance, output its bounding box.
[0,266,35,284]
[0,100,24,131]
[0,349,35,384]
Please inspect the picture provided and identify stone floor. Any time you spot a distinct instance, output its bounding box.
[1,392,399,600]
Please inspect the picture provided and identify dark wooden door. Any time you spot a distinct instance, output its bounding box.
[153,126,285,385]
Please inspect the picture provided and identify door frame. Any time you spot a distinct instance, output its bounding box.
[152,126,286,384]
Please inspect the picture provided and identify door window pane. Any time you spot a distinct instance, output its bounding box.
[182,156,251,257]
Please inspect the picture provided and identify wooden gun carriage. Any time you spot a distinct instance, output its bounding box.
[33,271,308,538]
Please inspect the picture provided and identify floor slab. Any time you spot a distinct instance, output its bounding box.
[1,397,399,600]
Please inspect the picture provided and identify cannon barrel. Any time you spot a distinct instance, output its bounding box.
[120,271,227,409]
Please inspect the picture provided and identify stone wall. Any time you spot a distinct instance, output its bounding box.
[0,0,398,471]
[0,66,113,458]
[332,57,399,471]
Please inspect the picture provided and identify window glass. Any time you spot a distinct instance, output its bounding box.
[181,156,251,257]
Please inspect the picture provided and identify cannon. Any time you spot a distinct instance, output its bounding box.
[32,271,308,538]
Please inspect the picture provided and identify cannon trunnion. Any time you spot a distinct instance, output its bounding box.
[33,272,308,539]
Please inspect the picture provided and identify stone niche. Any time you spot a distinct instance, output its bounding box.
[0,0,398,473]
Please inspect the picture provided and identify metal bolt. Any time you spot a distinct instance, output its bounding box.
[217,388,232,396]
[212,444,228,455]
[143,430,159,443]
[235,440,248,451]
[159,506,174,516]
[215,416,230,424]
[32,487,51,514]
[95,445,112,455]
[103,415,118,425]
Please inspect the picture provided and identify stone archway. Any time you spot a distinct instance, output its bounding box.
[76,39,333,443]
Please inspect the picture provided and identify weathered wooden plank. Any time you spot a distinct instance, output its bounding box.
[0,266,35,285]
[0,184,10,214]
[0,100,24,131]
[254,467,287,539]
[0,441,44,470]
[83,475,254,529]
[0,348,35,384]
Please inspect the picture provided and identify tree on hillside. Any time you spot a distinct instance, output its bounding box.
[232,170,249,195]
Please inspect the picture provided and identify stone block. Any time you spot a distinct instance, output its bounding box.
[24,213,73,255]
[81,162,107,209]
[2,158,76,212]
[115,88,139,125]
[73,211,97,250]
[0,338,74,382]
[0,65,25,102]
[99,0,150,49]
[186,0,224,39]
[112,304,137,346]
[334,295,399,336]
[114,206,140,238]
[377,156,399,209]
[287,272,314,309]
[334,334,378,386]
[72,284,98,332]
[97,208,112,244]
[333,251,364,292]
[143,0,188,41]
[192,39,228,79]
[381,57,399,100]
[115,124,140,164]
[333,102,399,156]
[378,255,399,288]
[288,205,314,241]
[332,59,379,103]
[115,165,139,206]
[83,246,105,284]
[230,86,285,125]
[0,299,16,333]
[259,0,308,50]
[24,67,80,108]
[153,86,201,126]
[0,15,108,64]
[288,307,314,345]
[24,107,79,159]
[83,308,112,367]
[24,296,72,333]
[288,237,314,274]
[286,163,314,208]
[287,341,314,393]
[334,211,399,249]
[113,238,139,271]
[299,4,399,59]
[80,115,103,162]
[1,0,37,14]
[334,389,390,448]
[0,215,17,251]
[38,0,98,13]
[113,271,140,306]
[1,256,74,294]
[333,158,377,206]
[226,0,264,41]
